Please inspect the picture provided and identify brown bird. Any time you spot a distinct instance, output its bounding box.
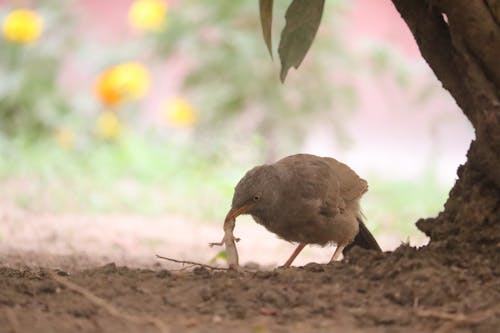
[224,154,381,267]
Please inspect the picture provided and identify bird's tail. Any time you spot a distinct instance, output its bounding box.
[343,217,382,255]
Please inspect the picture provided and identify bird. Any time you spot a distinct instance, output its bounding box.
[224,153,381,267]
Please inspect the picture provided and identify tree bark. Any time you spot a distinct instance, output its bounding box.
[390,0,500,247]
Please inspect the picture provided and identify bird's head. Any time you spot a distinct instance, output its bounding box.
[225,165,280,223]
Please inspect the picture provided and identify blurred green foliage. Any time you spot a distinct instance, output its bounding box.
[0,1,358,156]
[363,171,447,236]
[0,132,244,219]
[153,0,356,159]
[0,2,75,138]
[0,134,448,237]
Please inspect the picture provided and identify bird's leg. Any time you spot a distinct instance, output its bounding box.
[330,244,346,263]
[281,243,306,267]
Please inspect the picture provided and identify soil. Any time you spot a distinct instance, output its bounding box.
[1,238,499,333]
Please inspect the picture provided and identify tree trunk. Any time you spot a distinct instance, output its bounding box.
[390,0,500,251]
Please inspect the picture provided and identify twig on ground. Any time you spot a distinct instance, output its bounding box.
[155,254,230,271]
[49,272,169,333]
[168,264,197,272]
[415,306,500,333]
[3,307,21,333]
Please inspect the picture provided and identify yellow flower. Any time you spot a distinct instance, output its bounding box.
[128,0,167,32]
[54,128,75,150]
[96,111,122,139]
[94,62,150,106]
[2,9,44,44]
[164,97,197,129]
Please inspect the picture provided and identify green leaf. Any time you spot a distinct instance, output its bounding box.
[278,0,325,82]
[259,0,274,59]
[209,250,228,264]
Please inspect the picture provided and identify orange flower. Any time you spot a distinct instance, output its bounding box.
[94,62,150,106]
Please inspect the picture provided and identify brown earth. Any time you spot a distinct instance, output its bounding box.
[1,234,499,333]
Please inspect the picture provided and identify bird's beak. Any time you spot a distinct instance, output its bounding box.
[225,202,255,222]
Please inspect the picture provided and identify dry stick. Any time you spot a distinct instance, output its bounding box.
[155,254,231,271]
[3,307,21,333]
[50,273,169,333]
[415,306,500,333]
[168,264,197,272]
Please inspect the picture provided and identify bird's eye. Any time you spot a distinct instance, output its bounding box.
[253,195,260,202]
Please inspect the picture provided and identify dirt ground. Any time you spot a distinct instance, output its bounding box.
[0,205,499,333]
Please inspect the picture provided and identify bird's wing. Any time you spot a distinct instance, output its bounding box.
[324,157,368,202]
[275,154,330,198]
[275,154,342,217]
